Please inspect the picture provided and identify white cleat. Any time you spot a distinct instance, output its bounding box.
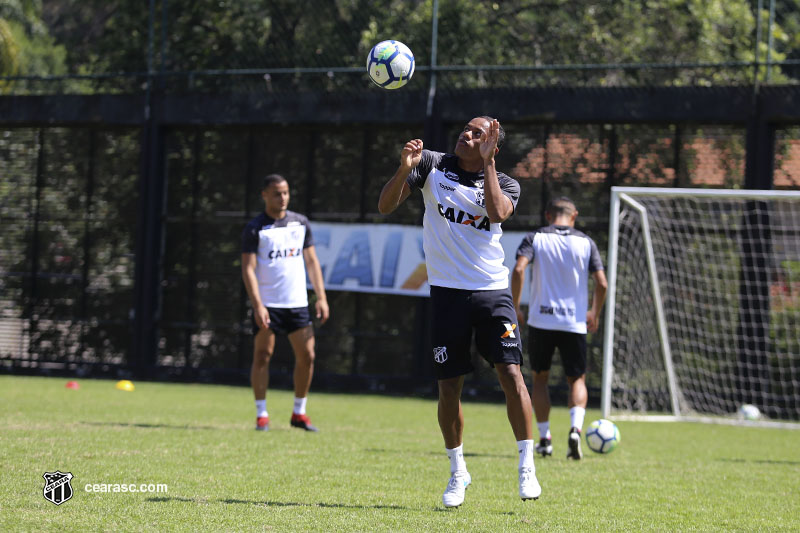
[442,471,471,508]
[519,467,541,501]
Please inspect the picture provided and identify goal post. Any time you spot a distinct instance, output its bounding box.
[602,187,800,428]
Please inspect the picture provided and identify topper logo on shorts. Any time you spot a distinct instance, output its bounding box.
[501,323,517,339]
[268,248,301,259]
[433,346,448,363]
[437,203,491,231]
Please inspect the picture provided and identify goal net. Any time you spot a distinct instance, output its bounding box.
[602,187,800,427]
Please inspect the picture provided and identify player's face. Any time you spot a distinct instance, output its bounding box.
[454,118,489,158]
[262,180,290,214]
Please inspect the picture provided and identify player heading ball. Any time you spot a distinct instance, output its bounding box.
[378,117,542,507]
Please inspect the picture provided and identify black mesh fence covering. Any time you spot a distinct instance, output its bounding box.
[3,116,787,400]
[2,1,800,397]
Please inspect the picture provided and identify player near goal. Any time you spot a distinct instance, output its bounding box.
[241,174,329,432]
[511,196,607,459]
[378,116,541,507]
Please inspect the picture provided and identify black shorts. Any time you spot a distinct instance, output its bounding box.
[528,326,586,377]
[252,306,312,336]
[430,286,523,380]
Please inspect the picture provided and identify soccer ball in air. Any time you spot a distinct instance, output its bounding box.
[585,419,621,454]
[366,40,415,89]
[738,403,761,421]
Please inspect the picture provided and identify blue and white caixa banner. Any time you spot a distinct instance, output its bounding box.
[311,222,530,303]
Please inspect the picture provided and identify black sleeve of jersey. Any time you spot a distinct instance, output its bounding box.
[498,173,521,213]
[588,238,604,272]
[406,149,442,189]
[241,223,259,254]
[303,217,314,249]
[516,232,535,261]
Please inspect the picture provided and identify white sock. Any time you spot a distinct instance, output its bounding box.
[446,444,467,474]
[537,422,551,440]
[517,439,535,471]
[255,399,267,418]
[293,397,307,415]
[570,407,586,431]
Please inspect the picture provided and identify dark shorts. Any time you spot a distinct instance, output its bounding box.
[430,286,523,380]
[528,326,587,377]
[252,306,312,336]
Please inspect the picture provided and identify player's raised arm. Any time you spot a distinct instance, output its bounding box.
[377,139,423,215]
[480,120,513,223]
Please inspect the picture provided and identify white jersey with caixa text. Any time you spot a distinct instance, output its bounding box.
[241,211,313,308]
[407,149,520,290]
[516,225,604,334]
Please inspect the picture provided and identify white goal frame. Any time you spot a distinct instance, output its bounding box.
[602,186,800,429]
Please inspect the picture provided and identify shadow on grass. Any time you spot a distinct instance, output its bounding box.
[223,498,408,511]
[148,497,197,503]
[363,448,514,459]
[146,496,407,510]
[717,458,800,466]
[149,497,520,515]
[432,507,516,515]
[82,421,220,431]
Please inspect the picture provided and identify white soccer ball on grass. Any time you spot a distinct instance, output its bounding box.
[738,404,761,421]
[585,419,621,454]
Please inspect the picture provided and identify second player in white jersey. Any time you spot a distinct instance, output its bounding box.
[243,212,311,309]
[516,225,604,334]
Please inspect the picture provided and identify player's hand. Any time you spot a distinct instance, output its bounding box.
[315,299,330,324]
[515,307,526,327]
[400,139,423,169]
[479,119,500,161]
[254,305,270,330]
[586,310,599,333]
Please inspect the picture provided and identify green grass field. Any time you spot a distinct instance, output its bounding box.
[2,375,798,532]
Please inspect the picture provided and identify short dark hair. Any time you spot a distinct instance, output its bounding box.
[477,115,505,148]
[262,173,287,190]
[545,196,577,217]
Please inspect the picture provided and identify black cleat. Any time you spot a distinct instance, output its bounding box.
[567,427,582,460]
[535,437,553,457]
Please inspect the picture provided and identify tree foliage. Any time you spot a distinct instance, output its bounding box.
[0,0,66,80]
[1,0,789,89]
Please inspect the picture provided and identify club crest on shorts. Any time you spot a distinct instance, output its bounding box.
[433,346,448,363]
[501,322,517,339]
[43,471,74,506]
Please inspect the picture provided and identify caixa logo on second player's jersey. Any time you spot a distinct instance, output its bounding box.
[437,203,491,231]
[267,248,302,259]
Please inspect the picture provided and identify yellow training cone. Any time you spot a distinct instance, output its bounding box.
[115,380,135,392]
